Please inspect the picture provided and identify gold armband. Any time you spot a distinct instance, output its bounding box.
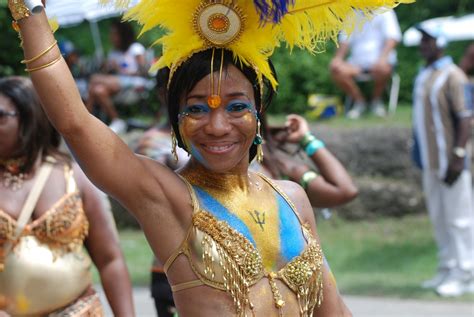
[299,171,319,190]
[21,40,58,64]
[25,54,62,72]
[8,0,31,21]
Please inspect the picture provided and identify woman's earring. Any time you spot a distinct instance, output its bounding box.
[171,130,179,162]
[253,117,264,163]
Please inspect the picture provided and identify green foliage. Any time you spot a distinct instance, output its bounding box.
[0,6,25,76]
[270,44,338,114]
[92,229,153,286]
[268,0,474,113]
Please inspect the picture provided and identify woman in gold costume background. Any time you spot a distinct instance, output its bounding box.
[0,77,134,316]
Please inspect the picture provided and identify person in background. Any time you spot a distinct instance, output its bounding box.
[459,43,474,120]
[261,114,358,208]
[58,40,90,101]
[86,19,149,134]
[459,43,474,78]
[330,9,402,119]
[412,25,474,297]
[0,77,135,316]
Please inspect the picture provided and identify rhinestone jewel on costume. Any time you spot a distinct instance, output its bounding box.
[194,2,245,46]
[207,94,222,108]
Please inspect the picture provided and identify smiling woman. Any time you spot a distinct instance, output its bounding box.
[172,54,260,171]
[8,0,413,315]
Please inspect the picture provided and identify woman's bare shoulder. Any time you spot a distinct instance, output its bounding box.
[272,179,306,201]
[271,179,314,223]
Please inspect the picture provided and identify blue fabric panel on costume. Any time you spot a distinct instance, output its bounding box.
[277,192,305,262]
[193,186,257,247]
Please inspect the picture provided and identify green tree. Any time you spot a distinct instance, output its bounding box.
[0,4,25,76]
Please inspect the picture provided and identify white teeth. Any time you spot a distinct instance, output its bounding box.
[206,144,232,151]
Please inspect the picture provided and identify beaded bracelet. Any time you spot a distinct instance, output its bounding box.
[300,132,317,149]
[300,132,325,156]
[305,138,325,156]
[299,171,319,189]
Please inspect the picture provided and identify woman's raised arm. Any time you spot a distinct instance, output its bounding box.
[274,114,358,207]
[10,3,169,213]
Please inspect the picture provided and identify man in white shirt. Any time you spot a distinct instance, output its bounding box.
[330,10,402,118]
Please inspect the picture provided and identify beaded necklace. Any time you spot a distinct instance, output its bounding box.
[0,157,28,191]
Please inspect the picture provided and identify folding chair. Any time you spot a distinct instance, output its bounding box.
[344,72,400,116]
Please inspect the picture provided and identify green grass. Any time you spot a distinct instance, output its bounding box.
[93,213,473,302]
[318,214,474,301]
[92,229,154,286]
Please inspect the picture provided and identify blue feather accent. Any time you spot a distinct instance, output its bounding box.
[253,0,295,23]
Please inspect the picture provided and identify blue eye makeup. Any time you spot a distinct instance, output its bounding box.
[225,101,253,114]
[178,100,254,123]
[179,104,210,120]
[184,104,210,114]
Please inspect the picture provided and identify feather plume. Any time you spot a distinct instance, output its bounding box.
[253,0,295,22]
[102,0,414,87]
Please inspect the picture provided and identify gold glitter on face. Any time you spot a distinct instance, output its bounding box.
[178,65,256,173]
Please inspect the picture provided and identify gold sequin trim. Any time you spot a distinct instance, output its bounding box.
[193,211,261,316]
[192,210,324,316]
[279,238,324,316]
[31,192,89,257]
[8,0,31,21]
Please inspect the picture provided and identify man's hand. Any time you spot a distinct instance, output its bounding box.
[444,157,464,186]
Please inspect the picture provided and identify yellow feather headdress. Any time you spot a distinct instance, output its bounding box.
[101,0,414,88]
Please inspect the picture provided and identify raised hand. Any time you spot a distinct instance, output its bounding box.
[283,114,310,144]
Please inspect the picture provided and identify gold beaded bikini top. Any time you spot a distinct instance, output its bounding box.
[164,173,323,316]
[0,164,92,316]
[0,164,89,261]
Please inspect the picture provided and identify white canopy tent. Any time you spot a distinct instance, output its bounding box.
[45,0,139,58]
[403,14,474,47]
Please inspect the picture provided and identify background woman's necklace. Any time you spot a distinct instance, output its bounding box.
[0,157,27,191]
